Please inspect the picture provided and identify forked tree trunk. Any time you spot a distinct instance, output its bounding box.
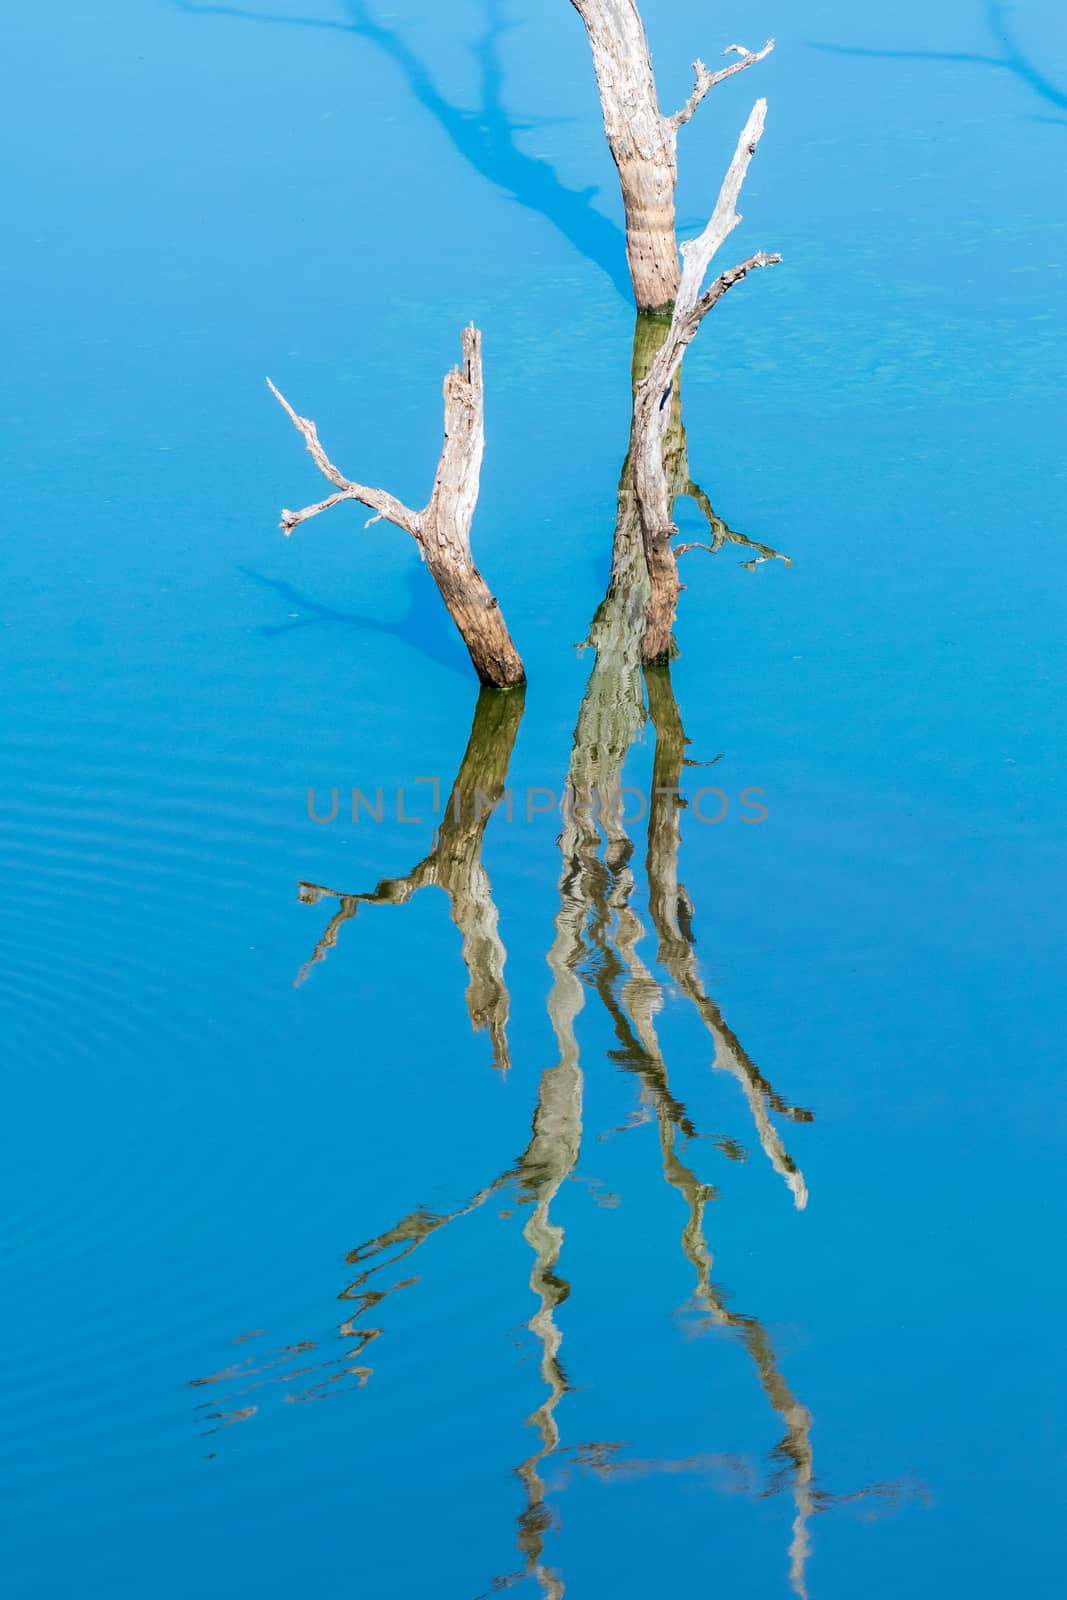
[269,325,524,688]
[569,0,773,311]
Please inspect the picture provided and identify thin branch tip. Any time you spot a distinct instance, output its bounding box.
[723,39,775,59]
[266,375,291,413]
[672,38,775,126]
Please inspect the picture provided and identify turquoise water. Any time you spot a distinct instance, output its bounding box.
[2,1,1064,1595]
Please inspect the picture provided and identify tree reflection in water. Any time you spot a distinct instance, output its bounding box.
[190,318,909,1596]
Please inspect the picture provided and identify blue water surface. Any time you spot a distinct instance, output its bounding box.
[2,1,1065,1596]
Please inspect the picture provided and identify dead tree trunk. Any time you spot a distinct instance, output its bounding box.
[269,325,524,689]
[631,100,781,660]
[568,0,772,311]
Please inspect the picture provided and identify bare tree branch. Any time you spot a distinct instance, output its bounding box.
[675,99,772,318]
[669,39,775,130]
[269,326,524,687]
[267,377,418,539]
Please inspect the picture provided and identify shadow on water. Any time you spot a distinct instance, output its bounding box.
[809,0,1067,122]
[192,319,919,1593]
[169,0,632,295]
[239,563,472,677]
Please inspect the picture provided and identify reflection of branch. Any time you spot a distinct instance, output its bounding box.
[507,1066,581,1600]
[297,687,524,1072]
[655,1094,815,1600]
[574,316,811,1198]
[597,873,816,1596]
[632,100,781,660]
[593,865,699,1145]
[677,479,792,569]
[487,507,655,1593]
[644,662,811,1208]
[189,1170,516,1419]
[505,320,816,1593]
[569,616,815,1595]
[202,317,816,1594]
[496,753,591,1598]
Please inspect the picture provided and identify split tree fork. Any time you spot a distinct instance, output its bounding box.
[568,0,774,312]
[570,3,782,657]
[269,325,524,689]
[269,6,781,676]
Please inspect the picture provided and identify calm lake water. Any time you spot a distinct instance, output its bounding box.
[3,1,1065,1595]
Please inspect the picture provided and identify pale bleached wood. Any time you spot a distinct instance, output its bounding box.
[669,39,776,130]
[569,0,773,310]
[270,325,524,688]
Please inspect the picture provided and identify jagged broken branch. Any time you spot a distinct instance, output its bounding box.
[269,325,524,688]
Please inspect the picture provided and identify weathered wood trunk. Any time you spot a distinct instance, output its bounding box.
[570,0,679,311]
[620,162,682,315]
[424,559,524,690]
[270,325,524,689]
[418,328,525,687]
[569,1,774,313]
